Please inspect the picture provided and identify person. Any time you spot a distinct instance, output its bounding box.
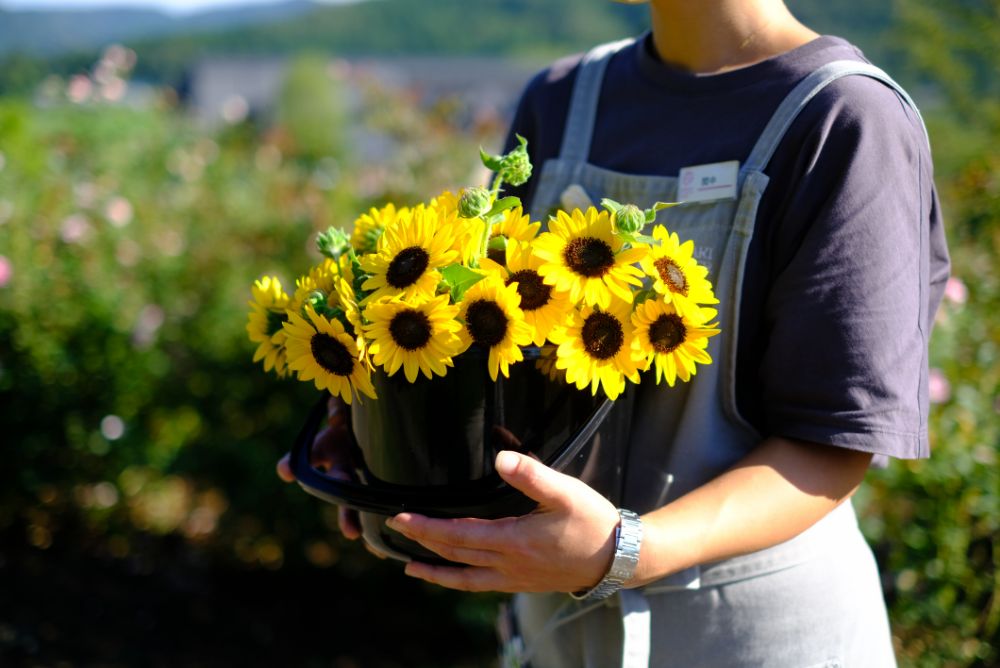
[278,0,951,665]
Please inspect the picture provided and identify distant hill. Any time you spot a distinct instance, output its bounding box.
[0,0,316,56]
[0,0,900,88]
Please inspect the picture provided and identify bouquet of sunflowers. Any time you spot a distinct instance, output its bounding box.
[247,138,720,407]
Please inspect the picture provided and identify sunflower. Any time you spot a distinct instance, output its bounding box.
[290,258,341,315]
[533,207,647,309]
[481,241,572,347]
[457,274,533,381]
[351,203,401,254]
[639,225,718,318]
[548,296,643,401]
[486,206,540,265]
[631,298,720,386]
[247,276,291,375]
[335,276,363,333]
[282,306,377,404]
[431,192,485,265]
[359,206,457,303]
[429,190,460,216]
[362,294,464,382]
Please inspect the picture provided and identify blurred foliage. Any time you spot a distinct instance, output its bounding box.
[0,56,501,665]
[0,0,997,666]
[850,1,1000,666]
[277,54,351,165]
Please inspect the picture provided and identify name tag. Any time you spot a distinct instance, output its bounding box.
[677,160,739,204]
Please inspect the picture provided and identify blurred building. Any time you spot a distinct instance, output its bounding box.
[184,55,536,132]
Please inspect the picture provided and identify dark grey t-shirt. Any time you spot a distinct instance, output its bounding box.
[503,34,950,459]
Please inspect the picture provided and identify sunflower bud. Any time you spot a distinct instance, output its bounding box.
[305,290,328,312]
[499,137,532,187]
[316,227,351,260]
[614,204,645,235]
[458,186,492,219]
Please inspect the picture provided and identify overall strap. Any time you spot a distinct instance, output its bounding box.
[559,38,635,163]
[743,60,930,175]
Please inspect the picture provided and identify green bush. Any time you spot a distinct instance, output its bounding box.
[0,77,500,665]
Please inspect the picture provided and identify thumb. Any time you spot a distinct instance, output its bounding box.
[495,450,575,509]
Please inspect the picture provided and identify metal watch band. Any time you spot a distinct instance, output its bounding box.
[571,508,643,602]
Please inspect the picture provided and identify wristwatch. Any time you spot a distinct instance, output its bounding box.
[571,508,643,601]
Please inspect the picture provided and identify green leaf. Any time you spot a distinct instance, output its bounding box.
[486,195,520,219]
[633,288,656,305]
[620,232,657,246]
[441,263,486,302]
[600,197,623,213]
[645,201,682,222]
[479,147,503,172]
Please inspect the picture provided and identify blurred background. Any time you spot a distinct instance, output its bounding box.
[0,0,996,666]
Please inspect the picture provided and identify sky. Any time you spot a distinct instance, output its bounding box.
[0,0,353,15]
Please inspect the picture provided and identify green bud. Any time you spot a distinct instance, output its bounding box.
[316,227,351,260]
[498,134,532,187]
[614,204,645,234]
[305,290,327,311]
[458,186,492,219]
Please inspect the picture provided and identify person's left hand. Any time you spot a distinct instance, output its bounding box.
[385,450,621,593]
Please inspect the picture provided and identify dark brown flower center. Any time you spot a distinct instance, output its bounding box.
[506,270,552,311]
[466,299,508,348]
[648,313,686,353]
[654,257,688,295]
[564,237,615,278]
[389,309,432,351]
[310,333,355,376]
[582,311,624,360]
[386,246,430,288]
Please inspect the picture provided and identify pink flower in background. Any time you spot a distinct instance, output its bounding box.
[67,75,92,104]
[60,214,92,243]
[944,276,968,305]
[221,95,249,124]
[105,196,134,228]
[928,368,951,404]
[101,77,127,102]
[132,304,165,349]
[0,255,12,288]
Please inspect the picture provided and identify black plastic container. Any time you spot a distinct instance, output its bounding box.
[290,346,633,563]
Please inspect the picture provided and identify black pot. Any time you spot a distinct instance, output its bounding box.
[290,346,634,563]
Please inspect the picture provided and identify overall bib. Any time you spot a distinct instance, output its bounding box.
[505,38,926,668]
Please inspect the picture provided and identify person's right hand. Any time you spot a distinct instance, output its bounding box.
[276,396,362,541]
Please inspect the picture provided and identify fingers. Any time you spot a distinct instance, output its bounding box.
[404,562,512,592]
[400,535,503,569]
[339,506,362,541]
[276,453,295,483]
[388,513,513,553]
[494,450,575,509]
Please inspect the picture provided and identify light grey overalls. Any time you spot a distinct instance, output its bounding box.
[506,38,928,668]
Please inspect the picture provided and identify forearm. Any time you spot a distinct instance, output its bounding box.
[630,436,873,587]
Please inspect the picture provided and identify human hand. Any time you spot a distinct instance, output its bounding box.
[276,396,362,541]
[385,450,621,593]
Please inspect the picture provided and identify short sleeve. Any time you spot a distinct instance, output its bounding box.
[756,76,947,459]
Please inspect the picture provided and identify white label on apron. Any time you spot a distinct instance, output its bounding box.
[677,160,739,203]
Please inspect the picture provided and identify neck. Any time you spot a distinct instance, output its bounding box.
[647,0,819,74]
